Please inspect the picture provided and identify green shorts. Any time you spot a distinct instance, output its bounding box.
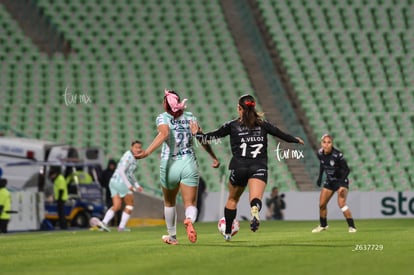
[109,179,132,198]
[160,157,199,190]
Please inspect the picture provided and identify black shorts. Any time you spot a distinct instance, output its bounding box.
[229,165,268,187]
[323,179,349,191]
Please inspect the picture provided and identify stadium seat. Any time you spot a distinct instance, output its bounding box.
[3,0,412,193]
[256,0,414,190]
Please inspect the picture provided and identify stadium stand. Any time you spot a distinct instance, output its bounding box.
[3,0,411,194]
[222,0,319,191]
[254,0,414,190]
[0,0,303,195]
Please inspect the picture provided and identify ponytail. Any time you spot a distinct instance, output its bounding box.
[238,94,262,129]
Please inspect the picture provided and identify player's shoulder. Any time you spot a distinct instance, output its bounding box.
[183,111,194,116]
[183,111,197,120]
[156,112,166,120]
[332,147,344,159]
[227,118,239,126]
[261,119,272,125]
[156,112,171,123]
[258,119,278,131]
[317,148,324,156]
[121,150,134,160]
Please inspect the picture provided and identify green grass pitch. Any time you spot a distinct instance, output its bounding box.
[1,219,412,275]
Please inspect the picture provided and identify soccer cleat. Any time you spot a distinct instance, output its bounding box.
[184,218,197,243]
[223,234,231,241]
[348,227,357,233]
[250,206,260,232]
[97,221,111,232]
[117,227,131,232]
[312,225,328,233]
[162,235,178,245]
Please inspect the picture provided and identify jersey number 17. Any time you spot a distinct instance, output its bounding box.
[240,143,263,158]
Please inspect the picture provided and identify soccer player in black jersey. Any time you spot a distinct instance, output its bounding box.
[312,134,357,233]
[191,94,304,241]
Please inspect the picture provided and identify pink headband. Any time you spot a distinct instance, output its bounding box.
[165,89,187,112]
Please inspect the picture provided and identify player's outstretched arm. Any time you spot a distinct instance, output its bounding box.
[201,143,220,168]
[136,124,169,159]
[190,120,220,168]
[296,137,305,145]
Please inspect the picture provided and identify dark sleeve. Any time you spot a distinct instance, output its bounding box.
[198,177,206,192]
[263,120,299,143]
[265,198,272,207]
[0,205,3,215]
[98,170,104,185]
[337,154,350,183]
[280,199,286,209]
[316,151,323,185]
[317,164,324,182]
[195,121,231,143]
[58,189,64,201]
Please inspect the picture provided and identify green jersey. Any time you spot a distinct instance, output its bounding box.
[156,111,197,161]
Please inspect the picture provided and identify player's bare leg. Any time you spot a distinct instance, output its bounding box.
[223,182,244,240]
[248,178,266,232]
[118,194,134,231]
[161,186,180,244]
[312,188,334,233]
[99,194,123,232]
[337,187,357,232]
[181,184,198,243]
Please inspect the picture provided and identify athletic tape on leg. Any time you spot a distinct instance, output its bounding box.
[125,205,134,211]
[341,205,349,212]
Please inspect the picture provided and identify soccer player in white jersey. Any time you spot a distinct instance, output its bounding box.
[136,90,220,245]
[98,140,143,232]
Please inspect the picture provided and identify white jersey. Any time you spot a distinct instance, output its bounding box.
[111,150,138,187]
[156,111,197,161]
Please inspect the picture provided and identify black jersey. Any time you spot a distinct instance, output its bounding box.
[196,119,299,169]
[317,147,350,184]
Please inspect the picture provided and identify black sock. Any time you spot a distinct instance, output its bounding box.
[250,198,262,211]
[224,208,237,234]
[346,218,355,228]
[320,217,327,227]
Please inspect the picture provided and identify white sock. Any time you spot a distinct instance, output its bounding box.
[185,205,198,224]
[102,208,115,225]
[164,206,177,236]
[118,211,130,229]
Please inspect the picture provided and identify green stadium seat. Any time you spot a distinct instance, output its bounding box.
[2,0,412,193]
[258,0,414,191]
